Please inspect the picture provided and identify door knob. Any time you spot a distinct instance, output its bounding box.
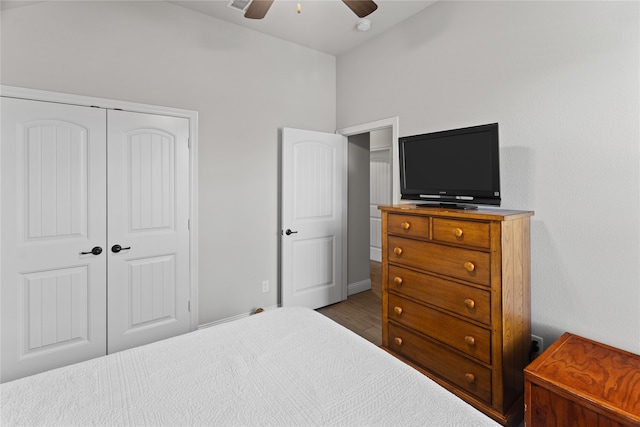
[81,246,102,255]
[285,229,298,236]
[111,244,131,253]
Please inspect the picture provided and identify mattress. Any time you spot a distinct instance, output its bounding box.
[1,306,500,426]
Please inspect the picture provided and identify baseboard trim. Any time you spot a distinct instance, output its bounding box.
[348,279,371,296]
[198,279,373,328]
[198,304,279,329]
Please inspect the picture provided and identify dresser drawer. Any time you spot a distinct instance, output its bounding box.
[387,213,430,238]
[388,265,491,325]
[432,218,490,249]
[388,294,491,364]
[388,236,491,286]
[388,323,492,404]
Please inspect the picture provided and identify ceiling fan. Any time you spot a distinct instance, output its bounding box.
[244,0,378,20]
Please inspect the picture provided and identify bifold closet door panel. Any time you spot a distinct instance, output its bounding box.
[0,97,107,383]
[106,109,191,354]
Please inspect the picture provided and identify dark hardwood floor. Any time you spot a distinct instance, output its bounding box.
[316,261,382,346]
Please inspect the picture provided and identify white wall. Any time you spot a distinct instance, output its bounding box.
[0,1,336,325]
[338,1,640,353]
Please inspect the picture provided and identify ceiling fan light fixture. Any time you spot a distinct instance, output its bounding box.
[241,0,377,20]
[356,19,371,32]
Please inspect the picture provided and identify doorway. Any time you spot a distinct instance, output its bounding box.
[337,117,399,297]
[316,117,397,344]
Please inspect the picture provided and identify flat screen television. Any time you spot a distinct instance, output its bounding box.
[399,123,501,209]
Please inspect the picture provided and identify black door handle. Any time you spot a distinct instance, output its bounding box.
[81,246,103,255]
[285,229,298,236]
[111,244,131,253]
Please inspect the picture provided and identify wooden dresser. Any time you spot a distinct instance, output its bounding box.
[379,205,533,427]
[524,333,640,426]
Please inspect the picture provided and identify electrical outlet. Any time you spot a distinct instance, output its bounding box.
[262,280,269,293]
[531,334,544,357]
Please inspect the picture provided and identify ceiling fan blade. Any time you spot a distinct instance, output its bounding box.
[244,0,275,19]
[342,0,378,18]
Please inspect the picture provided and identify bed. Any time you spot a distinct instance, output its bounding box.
[1,306,500,426]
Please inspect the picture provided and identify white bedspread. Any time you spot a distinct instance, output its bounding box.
[1,307,500,426]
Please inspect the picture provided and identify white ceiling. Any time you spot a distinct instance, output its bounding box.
[169,0,436,55]
[0,0,436,56]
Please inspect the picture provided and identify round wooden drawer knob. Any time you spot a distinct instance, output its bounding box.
[394,337,403,346]
[393,276,403,286]
[464,261,475,272]
[401,222,411,230]
[394,306,403,315]
[393,247,403,256]
[464,335,476,346]
[464,298,475,309]
[453,227,463,237]
[465,373,475,384]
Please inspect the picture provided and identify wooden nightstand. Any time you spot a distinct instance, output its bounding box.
[524,332,640,426]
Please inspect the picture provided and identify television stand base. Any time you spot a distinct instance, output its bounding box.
[416,202,479,210]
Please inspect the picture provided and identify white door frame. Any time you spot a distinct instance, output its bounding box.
[0,85,199,330]
[336,116,400,205]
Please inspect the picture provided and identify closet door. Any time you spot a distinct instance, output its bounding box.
[0,97,107,383]
[106,110,191,353]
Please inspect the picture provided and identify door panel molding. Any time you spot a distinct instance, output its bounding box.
[19,266,91,357]
[127,254,177,330]
[19,119,90,240]
[126,128,176,232]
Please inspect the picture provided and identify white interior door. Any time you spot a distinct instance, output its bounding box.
[1,97,107,382]
[281,127,346,309]
[107,110,191,353]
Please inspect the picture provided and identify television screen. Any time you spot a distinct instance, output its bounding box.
[399,123,500,208]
